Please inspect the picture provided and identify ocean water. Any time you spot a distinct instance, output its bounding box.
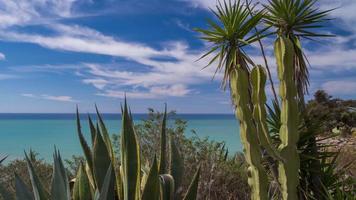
[0,114,241,162]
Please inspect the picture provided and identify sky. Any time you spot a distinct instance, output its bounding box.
[0,0,355,113]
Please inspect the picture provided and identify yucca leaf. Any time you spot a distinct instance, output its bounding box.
[0,155,7,164]
[142,156,160,200]
[51,149,70,200]
[15,173,33,200]
[159,104,167,174]
[159,174,175,200]
[121,99,141,200]
[183,166,201,200]
[169,134,184,193]
[24,151,49,200]
[73,163,92,200]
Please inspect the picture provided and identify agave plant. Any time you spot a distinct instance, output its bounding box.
[73,100,201,200]
[9,100,200,200]
[264,0,333,102]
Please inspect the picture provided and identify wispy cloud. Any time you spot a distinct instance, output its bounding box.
[0,52,5,60]
[0,74,17,80]
[321,80,356,96]
[21,93,78,102]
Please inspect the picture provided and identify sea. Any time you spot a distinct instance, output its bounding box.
[0,114,242,163]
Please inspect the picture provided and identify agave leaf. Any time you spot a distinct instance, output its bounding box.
[93,124,114,198]
[121,99,141,200]
[72,163,92,200]
[183,165,201,200]
[15,173,33,200]
[159,104,167,174]
[159,174,175,200]
[98,165,114,200]
[142,156,160,200]
[95,105,115,160]
[24,151,49,200]
[88,115,97,146]
[51,149,70,200]
[169,134,184,193]
[0,155,7,164]
[76,108,94,179]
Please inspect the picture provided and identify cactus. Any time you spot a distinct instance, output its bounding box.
[251,65,283,162]
[275,36,300,200]
[230,67,268,200]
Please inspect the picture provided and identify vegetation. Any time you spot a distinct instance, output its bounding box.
[0,0,355,199]
[196,0,354,199]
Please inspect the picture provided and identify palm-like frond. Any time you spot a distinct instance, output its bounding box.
[195,0,267,87]
[264,0,333,101]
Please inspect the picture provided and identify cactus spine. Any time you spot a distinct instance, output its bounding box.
[230,66,268,200]
[275,36,300,200]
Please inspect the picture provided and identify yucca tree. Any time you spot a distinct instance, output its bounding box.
[264,0,332,103]
[195,1,277,199]
[195,0,267,87]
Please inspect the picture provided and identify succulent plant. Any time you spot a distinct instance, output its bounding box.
[10,100,200,200]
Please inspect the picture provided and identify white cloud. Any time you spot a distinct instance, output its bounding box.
[0,52,5,60]
[180,0,217,9]
[0,74,16,80]
[97,84,191,99]
[321,80,356,95]
[21,93,78,102]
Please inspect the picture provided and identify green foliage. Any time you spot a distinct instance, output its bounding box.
[195,0,266,87]
[265,0,333,100]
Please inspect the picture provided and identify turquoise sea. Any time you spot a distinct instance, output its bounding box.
[0,114,241,162]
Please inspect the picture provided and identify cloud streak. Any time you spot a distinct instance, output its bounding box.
[21,93,78,102]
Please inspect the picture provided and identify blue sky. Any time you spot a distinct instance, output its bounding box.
[0,0,355,113]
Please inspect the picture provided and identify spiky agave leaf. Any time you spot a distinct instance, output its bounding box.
[159,174,175,200]
[183,165,201,200]
[76,108,94,181]
[51,149,70,200]
[24,151,49,200]
[121,99,141,200]
[169,134,184,194]
[94,164,114,200]
[93,124,115,199]
[72,163,93,200]
[195,0,266,87]
[159,104,167,174]
[142,156,160,200]
[15,173,33,200]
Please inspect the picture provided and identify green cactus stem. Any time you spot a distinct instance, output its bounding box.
[275,36,300,200]
[251,65,283,161]
[230,67,268,200]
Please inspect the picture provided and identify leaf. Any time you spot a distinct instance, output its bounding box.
[159,174,175,200]
[169,134,184,192]
[121,99,141,200]
[142,156,160,200]
[183,165,201,200]
[15,173,33,200]
[72,163,92,200]
[93,125,114,198]
[98,165,114,200]
[76,108,94,179]
[159,104,167,174]
[24,151,49,200]
[51,149,70,200]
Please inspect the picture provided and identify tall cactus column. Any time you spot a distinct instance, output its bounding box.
[230,66,268,200]
[275,36,300,200]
